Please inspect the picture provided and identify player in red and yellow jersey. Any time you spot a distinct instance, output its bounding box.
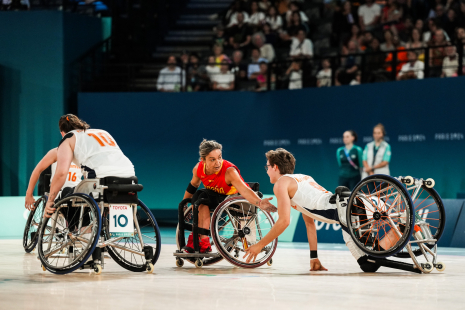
[183,139,276,253]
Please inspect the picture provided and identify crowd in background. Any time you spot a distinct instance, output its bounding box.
[157,0,465,92]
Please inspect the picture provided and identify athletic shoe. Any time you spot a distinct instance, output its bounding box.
[182,232,195,253]
[200,237,212,253]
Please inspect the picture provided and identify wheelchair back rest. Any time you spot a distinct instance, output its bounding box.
[246,182,260,192]
[38,165,52,196]
[100,176,142,204]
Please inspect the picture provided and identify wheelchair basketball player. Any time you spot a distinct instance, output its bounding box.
[25,148,82,211]
[182,139,276,253]
[243,148,379,272]
[43,114,135,220]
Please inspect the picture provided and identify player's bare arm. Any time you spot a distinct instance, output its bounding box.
[25,148,57,211]
[243,177,290,263]
[225,168,276,212]
[44,137,75,218]
[302,214,328,271]
[183,163,202,200]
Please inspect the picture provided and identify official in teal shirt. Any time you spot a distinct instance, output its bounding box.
[337,130,363,190]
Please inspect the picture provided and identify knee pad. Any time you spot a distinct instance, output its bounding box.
[357,255,380,273]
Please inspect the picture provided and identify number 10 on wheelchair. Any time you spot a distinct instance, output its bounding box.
[27,177,161,275]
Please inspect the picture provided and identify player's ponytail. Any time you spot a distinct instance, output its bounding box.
[58,114,90,133]
[199,139,222,161]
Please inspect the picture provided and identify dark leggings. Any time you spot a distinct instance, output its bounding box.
[338,175,361,191]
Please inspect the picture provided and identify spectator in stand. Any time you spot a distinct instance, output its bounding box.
[316,59,332,87]
[406,28,426,61]
[256,62,275,91]
[157,55,186,92]
[424,19,450,43]
[385,35,408,73]
[265,6,283,32]
[285,61,303,89]
[230,50,248,81]
[285,1,309,26]
[399,17,414,43]
[212,60,235,91]
[262,23,278,46]
[336,40,363,85]
[206,55,220,80]
[362,123,391,178]
[350,70,362,85]
[456,27,465,52]
[228,12,252,50]
[381,0,404,34]
[179,51,190,69]
[429,29,448,76]
[187,53,209,92]
[249,1,266,29]
[213,44,229,66]
[348,24,363,48]
[333,1,358,45]
[441,44,459,77]
[253,33,275,61]
[380,29,396,51]
[365,37,386,75]
[397,51,424,80]
[281,11,309,42]
[248,48,269,79]
[444,9,460,40]
[212,25,228,49]
[358,0,381,32]
[336,130,363,190]
[290,30,313,59]
[226,1,250,28]
[414,18,424,34]
[259,0,271,11]
[360,31,374,51]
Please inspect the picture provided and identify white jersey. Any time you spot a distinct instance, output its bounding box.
[281,174,336,224]
[69,129,135,178]
[51,162,82,189]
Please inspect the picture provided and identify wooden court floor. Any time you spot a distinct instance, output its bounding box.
[1,239,464,310]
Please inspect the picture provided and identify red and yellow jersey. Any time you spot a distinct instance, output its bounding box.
[196,160,246,195]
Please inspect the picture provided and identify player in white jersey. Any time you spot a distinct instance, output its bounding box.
[25,148,82,211]
[44,114,135,218]
[243,148,380,273]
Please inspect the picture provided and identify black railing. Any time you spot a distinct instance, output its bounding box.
[75,42,465,93]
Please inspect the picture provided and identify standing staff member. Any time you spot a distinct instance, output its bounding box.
[362,123,391,178]
[336,130,363,190]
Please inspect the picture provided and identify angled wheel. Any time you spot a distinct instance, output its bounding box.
[210,197,277,268]
[346,175,414,258]
[23,196,47,253]
[395,186,445,258]
[103,199,161,272]
[37,194,101,274]
[176,202,223,266]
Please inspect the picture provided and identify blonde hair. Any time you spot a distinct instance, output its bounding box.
[374,123,386,137]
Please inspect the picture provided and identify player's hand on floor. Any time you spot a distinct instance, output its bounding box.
[243,244,262,263]
[310,258,328,271]
[260,197,277,213]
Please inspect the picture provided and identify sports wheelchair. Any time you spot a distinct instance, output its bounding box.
[36,177,161,275]
[174,183,277,268]
[335,174,446,274]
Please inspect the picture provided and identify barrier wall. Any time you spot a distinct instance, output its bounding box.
[0,12,103,196]
[78,77,465,215]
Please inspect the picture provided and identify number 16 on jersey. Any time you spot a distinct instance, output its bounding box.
[109,204,134,237]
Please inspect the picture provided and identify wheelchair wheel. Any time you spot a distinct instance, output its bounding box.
[395,186,446,258]
[210,196,277,268]
[37,194,101,274]
[103,199,161,272]
[346,175,414,258]
[176,202,223,266]
[23,196,47,253]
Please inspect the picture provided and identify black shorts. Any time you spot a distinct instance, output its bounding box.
[191,189,228,210]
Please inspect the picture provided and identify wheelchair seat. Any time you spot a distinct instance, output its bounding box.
[329,186,351,204]
[99,176,143,203]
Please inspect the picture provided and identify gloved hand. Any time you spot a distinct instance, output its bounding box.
[357,255,381,273]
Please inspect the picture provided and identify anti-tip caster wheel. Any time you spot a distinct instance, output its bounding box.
[194,259,203,269]
[146,263,154,274]
[41,264,46,272]
[422,262,433,273]
[176,259,184,268]
[435,262,446,272]
[425,178,435,188]
[267,258,273,266]
[403,176,414,185]
[93,264,102,275]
